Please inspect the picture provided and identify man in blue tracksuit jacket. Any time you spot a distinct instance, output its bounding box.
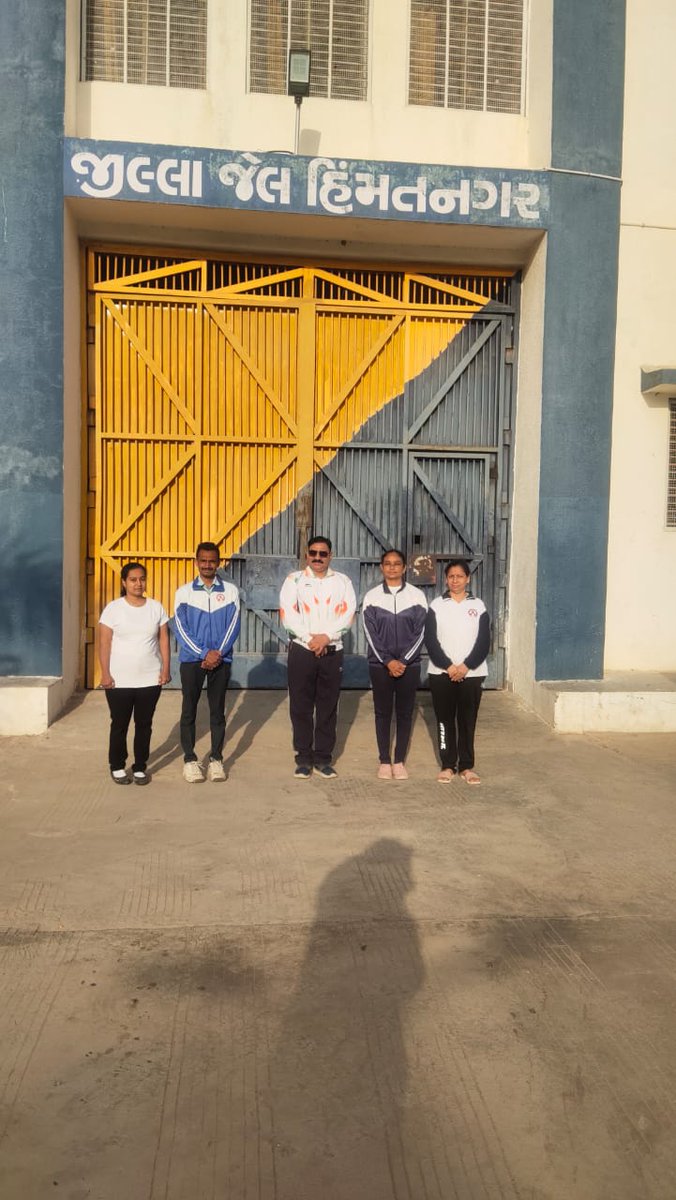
[173,541,241,783]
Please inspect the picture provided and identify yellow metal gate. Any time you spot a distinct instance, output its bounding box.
[85,250,514,686]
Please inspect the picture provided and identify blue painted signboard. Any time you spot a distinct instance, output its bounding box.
[64,137,549,228]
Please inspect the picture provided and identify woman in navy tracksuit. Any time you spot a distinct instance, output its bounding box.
[424,558,490,785]
[362,549,428,780]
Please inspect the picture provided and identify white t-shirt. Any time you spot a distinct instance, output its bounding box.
[99,597,169,688]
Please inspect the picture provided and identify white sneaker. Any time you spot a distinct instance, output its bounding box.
[183,760,205,783]
[207,759,226,782]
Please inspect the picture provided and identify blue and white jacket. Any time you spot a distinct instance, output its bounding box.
[362,581,428,667]
[173,576,241,665]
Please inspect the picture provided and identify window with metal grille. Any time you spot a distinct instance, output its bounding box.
[249,0,369,101]
[83,0,207,88]
[409,0,524,114]
[668,400,676,528]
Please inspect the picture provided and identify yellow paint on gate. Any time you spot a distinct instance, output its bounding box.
[85,251,512,683]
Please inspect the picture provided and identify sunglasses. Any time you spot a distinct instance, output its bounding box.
[308,550,329,558]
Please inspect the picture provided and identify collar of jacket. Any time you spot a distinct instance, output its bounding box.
[192,575,225,591]
[302,566,335,578]
[382,581,405,594]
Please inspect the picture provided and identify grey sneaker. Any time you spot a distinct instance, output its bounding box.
[207,759,226,782]
[314,765,337,780]
[183,760,205,783]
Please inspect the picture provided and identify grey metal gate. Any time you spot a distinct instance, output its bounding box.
[230,296,515,688]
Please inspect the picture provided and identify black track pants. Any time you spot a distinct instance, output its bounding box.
[179,661,231,762]
[428,673,483,772]
[368,663,420,764]
[287,641,343,767]
[105,685,162,772]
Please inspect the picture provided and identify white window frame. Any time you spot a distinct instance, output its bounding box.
[81,0,207,89]
[247,0,370,102]
[407,0,528,116]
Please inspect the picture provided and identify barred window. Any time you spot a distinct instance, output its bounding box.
[668,400,676,527]
[249,0,369,101]
[83,0,207,88]
[409,0,524,114]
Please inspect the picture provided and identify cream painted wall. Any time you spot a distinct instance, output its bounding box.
[604,0,676,671]
[66,0,552,170]
[505,235,546,699]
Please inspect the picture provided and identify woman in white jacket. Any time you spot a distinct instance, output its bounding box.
[424,559,490,785]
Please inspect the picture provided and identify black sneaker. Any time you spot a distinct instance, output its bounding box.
[294,765,312,779]
[132,771,150,786]
[110,769,131,785]
[314,765,337,780]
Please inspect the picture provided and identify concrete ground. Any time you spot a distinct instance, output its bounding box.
[1,689,676,1200]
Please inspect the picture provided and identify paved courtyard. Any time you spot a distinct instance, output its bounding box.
[1,688,676,1199]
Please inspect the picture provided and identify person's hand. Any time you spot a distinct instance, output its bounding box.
[387,660,406,677]
[448,663,468,681]
[202,650,222,670]
[100,673,115,689]
[159,670,172,686]
[308,633,330,655]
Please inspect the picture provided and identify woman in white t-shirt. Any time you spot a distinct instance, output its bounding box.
[98,561,171,785]
[424,559,490,785]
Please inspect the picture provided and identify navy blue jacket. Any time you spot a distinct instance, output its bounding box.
[362,582,428,667]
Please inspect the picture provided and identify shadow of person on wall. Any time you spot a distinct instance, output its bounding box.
[267,839,424,1200]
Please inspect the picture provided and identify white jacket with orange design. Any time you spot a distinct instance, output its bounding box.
[279,567,357,651]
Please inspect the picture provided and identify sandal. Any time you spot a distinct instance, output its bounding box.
[460,770,481,785]
[437,769,455,783]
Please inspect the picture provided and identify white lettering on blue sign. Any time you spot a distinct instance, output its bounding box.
[218,152,291,205]
[65,141,546,225]
[70,152,202,199]
[303,157,540,220]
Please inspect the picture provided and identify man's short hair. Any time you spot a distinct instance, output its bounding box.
[308,535,332,552]
[195,541,220,558]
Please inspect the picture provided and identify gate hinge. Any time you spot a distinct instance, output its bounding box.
[504,347,515,364]
[84,626,95,644]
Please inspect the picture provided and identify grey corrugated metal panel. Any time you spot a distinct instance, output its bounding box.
[314,447,403,558]
[238,501,298,557]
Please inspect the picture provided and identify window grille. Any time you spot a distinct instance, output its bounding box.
[83,0,207,88]
[409,0,524,114]
[249,0,369,101]
[668,400,676,528]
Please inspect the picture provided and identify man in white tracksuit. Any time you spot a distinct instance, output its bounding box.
[279,536,356,780]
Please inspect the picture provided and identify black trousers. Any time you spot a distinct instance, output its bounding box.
[369,663,420,764]
[105,685,162,772]
[287,641,343,767]
[428,674,483,772]
[179,661,231,762]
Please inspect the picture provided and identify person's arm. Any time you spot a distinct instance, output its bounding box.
[98,622,115,689]
[401,595,429,663]
[325,577,357,641]
[158,621,171,685]
[217,590,241,659]
[424,608,453,670]
[279,575,307,641]
[173,588,206,660]
[453,610,491,679]
[362,599,394,665]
